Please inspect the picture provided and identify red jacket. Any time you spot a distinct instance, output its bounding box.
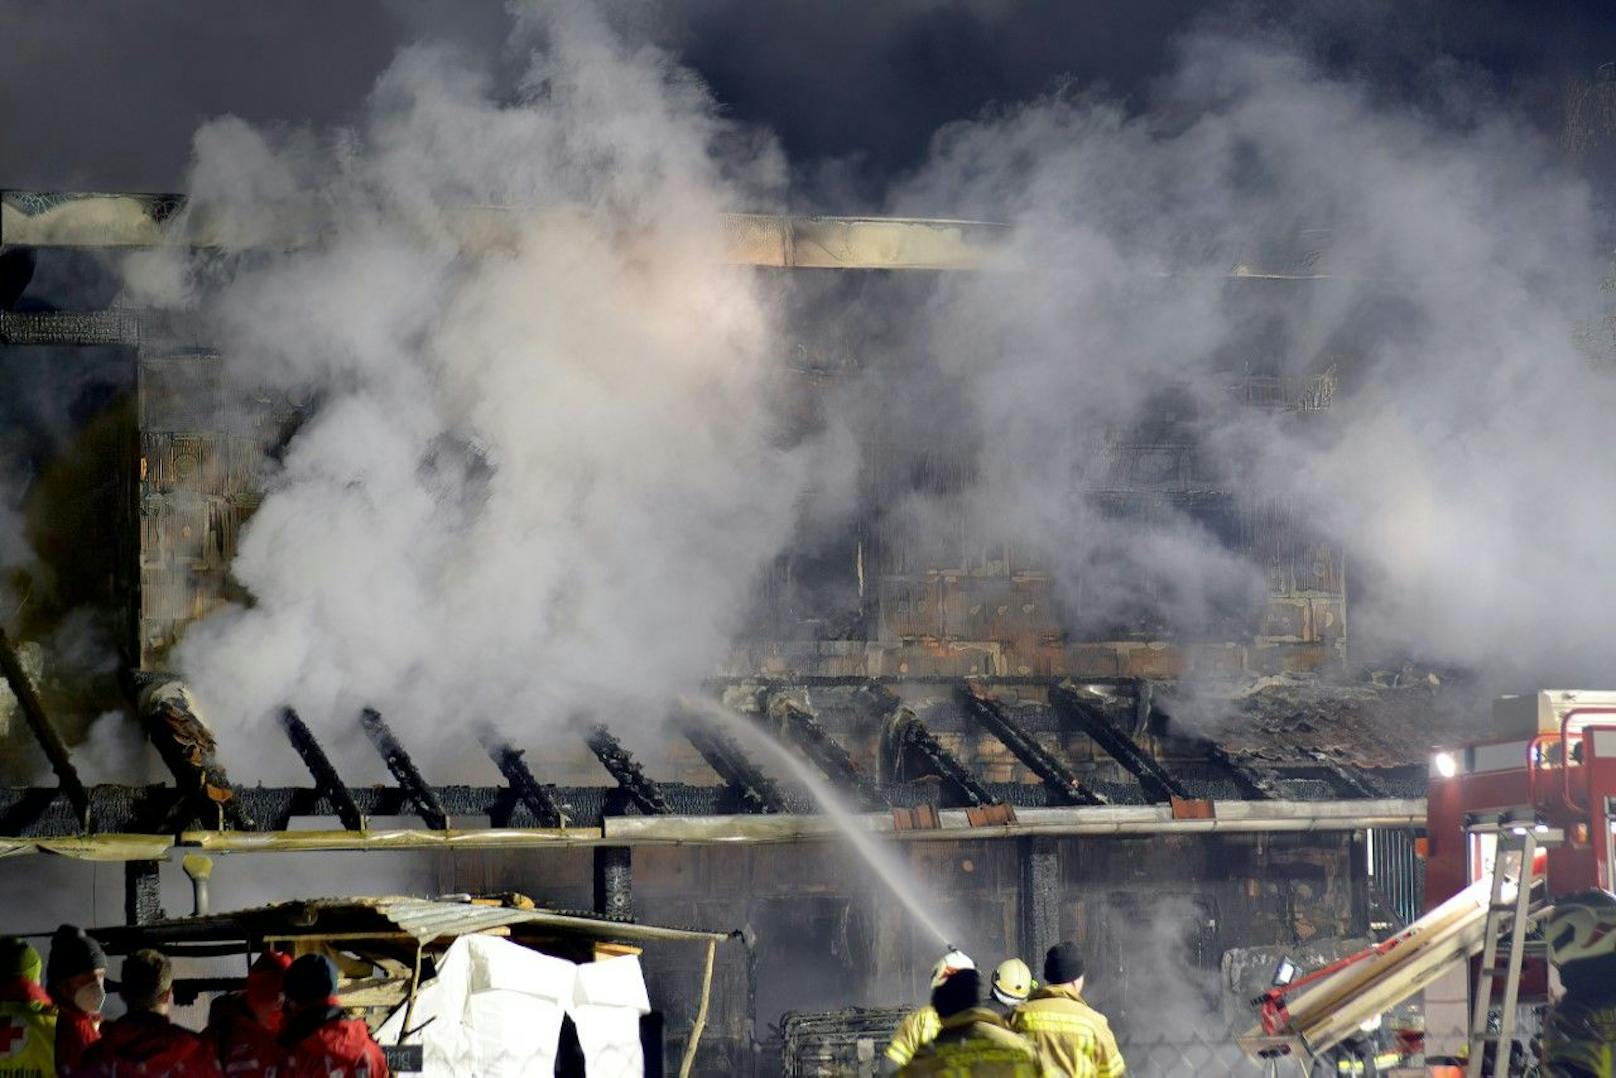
[54,1004,100,1071]
[277,1001,388,1078]
[77,1010,221,1077]
[204,992,282,1075]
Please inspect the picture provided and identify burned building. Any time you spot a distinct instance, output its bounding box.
[0,190,1436,1073]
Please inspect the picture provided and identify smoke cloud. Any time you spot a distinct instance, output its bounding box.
[113,5,1616,767]
[130,4,845,767]
[869,28,1614,694]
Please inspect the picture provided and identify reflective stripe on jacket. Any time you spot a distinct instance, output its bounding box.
[898,1008,1049,1078]
[887,1005,942,1065]
[1010,984,1124,1078]
[1543,998,1616,1078]
[0,997,56,1078]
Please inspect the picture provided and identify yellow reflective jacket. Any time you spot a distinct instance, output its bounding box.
[898,1007,1051,1077]
[1009,984,1124,1078]
[887,1005,942,1066]
[0,997,57,1078]
[1543,998,1616,1078]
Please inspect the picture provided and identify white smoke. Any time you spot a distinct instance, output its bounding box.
[876,30,1614,690]
[130,4,845,768]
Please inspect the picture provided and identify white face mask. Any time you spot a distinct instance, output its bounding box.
[72,982,106,1014]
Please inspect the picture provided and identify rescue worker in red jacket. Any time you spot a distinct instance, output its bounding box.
[45,925,106,1071]
[0,936,57,1077]
[276,954,388,1078]
[205,950,290,1074]
[78,948,220,1077]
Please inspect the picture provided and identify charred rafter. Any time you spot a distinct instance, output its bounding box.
[764,693,889,810]
[481,732,568,828]
[1050,683,1191,804]
[359,708,449,830]
[585,726,671,816]
[1304,748,1389,799]
[959,683,1106,806]
[679,717,788,814]
[862,686,995,809]
[1203,743,1281,801]
[0,628,90,829]
[888,712,996,808]
[281,709,365,831]
[137,681,254,830]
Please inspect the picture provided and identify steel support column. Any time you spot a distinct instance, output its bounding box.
[593,845,633,920]
[1017,837,1061,969]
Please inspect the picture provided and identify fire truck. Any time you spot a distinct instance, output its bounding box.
[1240,690,1616,1076]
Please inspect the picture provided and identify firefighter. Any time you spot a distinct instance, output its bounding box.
[78,948,220,1077]
[1542,889,1616,1078]
[898,968,1049,1077]
[886,949,974,1069]
[0,937,56,1077]
[44,925,105,1071]
[205,950,290,1074]
[1009,942,1125,1078]
[990,959,1035,1010]
[276,954,389,1077]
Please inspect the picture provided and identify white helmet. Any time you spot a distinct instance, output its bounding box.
[930,950,975,988]
[1547,890,1616,966]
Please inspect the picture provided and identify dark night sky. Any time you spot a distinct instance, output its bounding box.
[2,1,1615,205]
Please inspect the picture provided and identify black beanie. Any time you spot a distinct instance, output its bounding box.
[1043,942,1085,985]
[46,925,107,986]
[930,968,983,1019]
[284,954,340,1006]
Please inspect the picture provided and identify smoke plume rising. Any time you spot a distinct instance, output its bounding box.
[129,4,844,769]
[871,28,1614,699]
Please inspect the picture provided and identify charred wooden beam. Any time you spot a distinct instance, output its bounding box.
[1303,749,1390,799]
[887,711,996,809]
[1203,743,1281,801]
[137,680,253,830]
[1050,683,1191,804]
[764,693,889,810]
[0,628,90,829]
[958,683,1106,806]
[585,725,671,816]
[359,708,448,830]
[480,731,568,828]
[280,709,365,831]
[679,717,788,814]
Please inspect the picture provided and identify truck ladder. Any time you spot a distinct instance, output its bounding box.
[1465,818,1558,1077]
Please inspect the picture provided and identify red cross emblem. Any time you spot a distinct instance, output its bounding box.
[0,1017,24,1056]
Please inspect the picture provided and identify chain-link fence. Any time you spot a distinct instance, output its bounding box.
[1115,1032,1275,1076]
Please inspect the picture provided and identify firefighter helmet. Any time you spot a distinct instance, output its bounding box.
[930,950,975,988]
[1547,889,1616,966]
[990,958,1035,1005]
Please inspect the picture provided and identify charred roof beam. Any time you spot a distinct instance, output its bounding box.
[1203,742,1281,801]
[1050,683,1191,804]
[958,683,1107,807]
[281,709,365,831]
[585,725,671,816]
[359,708,449,830]
[764,693,889,810]
[887,711,996,809]
[0,628,89,829]
[136,679,254,831]
[860,685,994,809]
[480,731,568,828]
[679,717,788,815]
[1304,748,1390,799]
